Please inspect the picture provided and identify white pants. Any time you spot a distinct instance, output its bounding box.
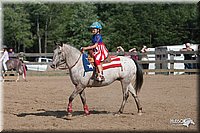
[2,60,8,71]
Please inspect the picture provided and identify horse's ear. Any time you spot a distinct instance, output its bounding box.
[54,41,57,46]
[60,41,63,47]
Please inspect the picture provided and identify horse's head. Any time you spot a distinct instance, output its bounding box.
[50,41,65,69]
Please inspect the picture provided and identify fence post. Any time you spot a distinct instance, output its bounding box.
[155,47,169,75]
[170,52,174,75]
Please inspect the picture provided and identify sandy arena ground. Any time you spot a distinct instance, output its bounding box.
[2,73,199,132]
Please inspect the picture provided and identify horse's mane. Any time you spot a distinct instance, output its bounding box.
[63,43,81,54]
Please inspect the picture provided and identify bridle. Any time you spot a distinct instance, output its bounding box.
[55,45,82,69]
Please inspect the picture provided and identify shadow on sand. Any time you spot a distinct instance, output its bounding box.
[15,109,111,119]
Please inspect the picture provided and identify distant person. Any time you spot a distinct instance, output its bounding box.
[0,45,9,73]
[140,45,149,74]
[129,48,139,61]
[180,43,194,74]
[8,48,15,59]
[116,46,125,56]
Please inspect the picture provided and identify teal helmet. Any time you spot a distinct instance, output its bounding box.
[90,22,102,29]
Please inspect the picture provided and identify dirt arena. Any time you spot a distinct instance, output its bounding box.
[2,73,199,132]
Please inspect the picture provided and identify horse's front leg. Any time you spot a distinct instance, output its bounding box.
[67,85,85,117]
[16,73,19,82]
[79,89,90,115]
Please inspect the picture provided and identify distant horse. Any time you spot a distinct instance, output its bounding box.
[51,42,143,118]
[1,58,27,82]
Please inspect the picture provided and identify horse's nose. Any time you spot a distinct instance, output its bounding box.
[50,64,55,69]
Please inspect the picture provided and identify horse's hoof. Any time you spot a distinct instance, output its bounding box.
[138,110,142,116]
[113,112,121,116]
[114,114,120,117]
[138,113,142,116]
[65,113,72,120]
[84,112,90,116]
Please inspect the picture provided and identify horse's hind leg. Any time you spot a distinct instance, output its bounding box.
[128,83,142,115]
[117,81,130,114]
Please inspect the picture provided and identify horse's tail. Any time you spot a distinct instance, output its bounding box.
[133,59,143,94]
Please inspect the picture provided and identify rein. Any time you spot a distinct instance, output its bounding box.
[67,52,82,69]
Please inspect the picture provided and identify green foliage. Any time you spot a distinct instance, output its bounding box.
[66,3,97,48]
[3,4,32,51]
[3,3,199,53]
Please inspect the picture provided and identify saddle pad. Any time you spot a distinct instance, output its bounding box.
[102,56,122,70]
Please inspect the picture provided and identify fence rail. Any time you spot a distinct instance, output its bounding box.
[10,51,199,74]
[9,51,199,57]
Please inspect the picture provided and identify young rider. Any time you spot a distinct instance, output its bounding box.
[82,22,109,81]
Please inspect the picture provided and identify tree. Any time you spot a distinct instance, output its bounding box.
[197,2,200,43]
[47,4,74,47]
[25,3,50,53]
[104,4,139,51]
[66,3,97,48]
[3,3,199,53]
[3,4,32,52]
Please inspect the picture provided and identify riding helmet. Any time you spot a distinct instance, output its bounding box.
[90,22,102,29]
[3,45,7,49]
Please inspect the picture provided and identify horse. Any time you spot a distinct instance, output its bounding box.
[51,42,143,118]
[1,58,27,82]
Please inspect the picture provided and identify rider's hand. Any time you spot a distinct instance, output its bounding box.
[80,47,85,53]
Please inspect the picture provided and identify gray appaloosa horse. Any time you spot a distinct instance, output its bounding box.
[51,42,143,118]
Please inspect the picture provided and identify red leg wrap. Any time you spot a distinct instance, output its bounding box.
[67,102,72,113]
[83,104,90,115]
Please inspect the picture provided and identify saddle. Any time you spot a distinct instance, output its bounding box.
[87,51,111,81]
[88,53,111,67]
[85,52,122,82]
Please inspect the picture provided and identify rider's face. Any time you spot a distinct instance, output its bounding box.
[91,28,98,34]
